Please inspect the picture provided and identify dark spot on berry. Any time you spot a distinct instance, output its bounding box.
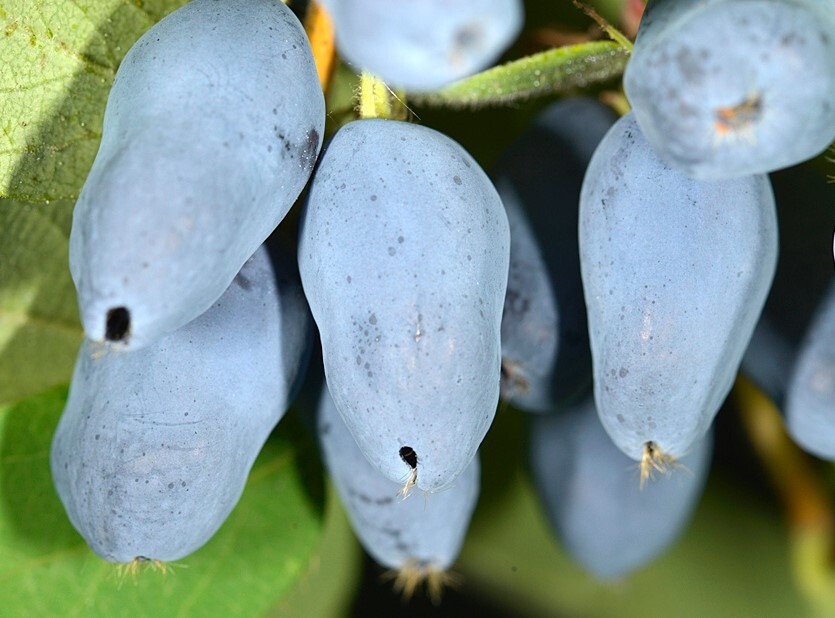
[399,446,418,469]
[105,307,130,342]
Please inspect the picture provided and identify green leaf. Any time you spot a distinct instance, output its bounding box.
[0,0,188,202]
[411,41,629,110]
[0,386,325,616]
[0,198,81,405]
[267,483,363,618]
[0,1,193,403]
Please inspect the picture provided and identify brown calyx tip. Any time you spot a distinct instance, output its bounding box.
[397,467,418,500]
[383,560,461,605]
[500,358,530,396]
[114,556,176,583]
[397,446,418,499]
[638,441,681,489]
[714,93,762,136]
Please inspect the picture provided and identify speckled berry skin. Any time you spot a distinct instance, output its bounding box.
[579,113,777,461]
[530,396,712,580]
[316,384,479,570]
[50,247,310,563]
[624,0,835,180]
[70,0,324,350]
[299,119,509,493]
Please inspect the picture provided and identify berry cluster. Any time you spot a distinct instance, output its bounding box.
[50,0,834,590]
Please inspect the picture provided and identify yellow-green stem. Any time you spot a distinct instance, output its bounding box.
[573,0,634,53]
[359,72,393,120]
[734,376,835,615]
[357,72,410,120]
[600,90,631,116]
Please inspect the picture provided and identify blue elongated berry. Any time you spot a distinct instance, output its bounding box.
[316,383,479,587]
[786,282,835,461]
[530,396,712,580]
[328,0,523,91]
[624,0,835,179]
[494,98,616,412]
[70,0,324,350]
[299,119,509,493]
[579,113,777,468]
[50,247,310,563]
[742,165,834,407]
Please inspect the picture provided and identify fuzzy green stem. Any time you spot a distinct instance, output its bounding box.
[735,377,835,615]
[358,72,393,120]
[411,41,628,110]
[573,0,634,53]
[600,90,631,116]
[357,72,410,120]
